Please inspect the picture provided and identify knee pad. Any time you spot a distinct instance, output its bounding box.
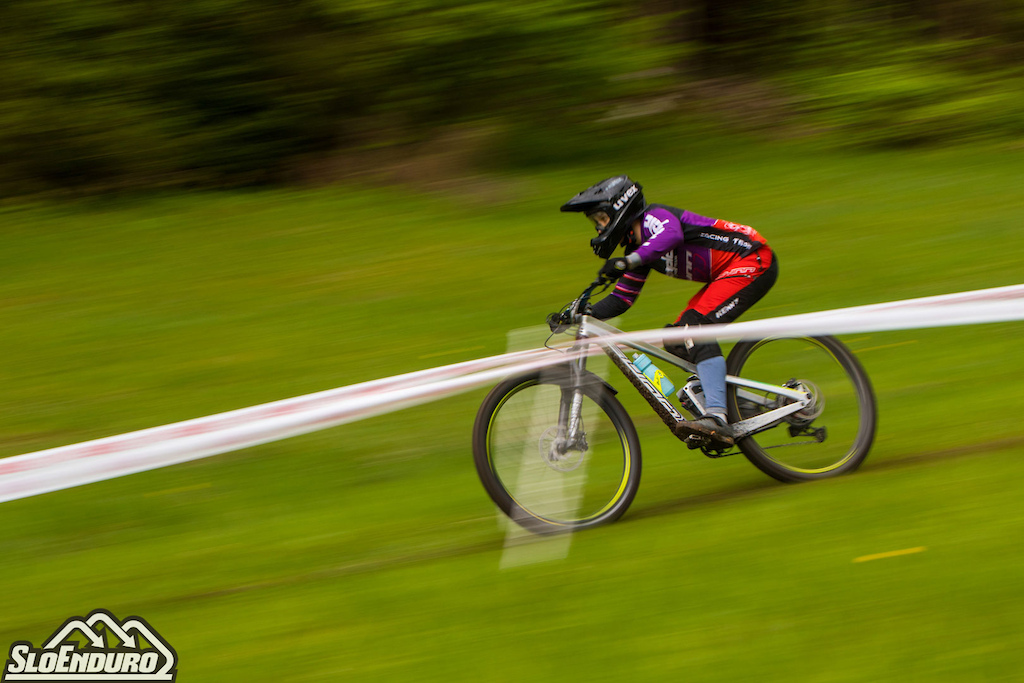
[666,310,722,365]
[664,338,693,363]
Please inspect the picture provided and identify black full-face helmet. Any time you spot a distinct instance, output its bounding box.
[560,175,647,258]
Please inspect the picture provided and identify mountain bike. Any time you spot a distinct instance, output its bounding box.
[473,279,876,534]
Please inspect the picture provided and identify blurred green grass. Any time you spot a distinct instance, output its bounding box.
[1,141,1023,680]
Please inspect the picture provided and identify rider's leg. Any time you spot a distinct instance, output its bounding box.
[665,248,778,444]
[697,358,728,422]
[666,312,734,443]
[666,310,729,421]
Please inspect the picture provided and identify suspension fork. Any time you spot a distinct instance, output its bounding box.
[556,342,590,448]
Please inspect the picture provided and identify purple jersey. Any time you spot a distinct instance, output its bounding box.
[607,204,768,308]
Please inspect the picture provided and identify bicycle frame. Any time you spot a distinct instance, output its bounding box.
[568,316,813,441]
[476,284,875,532]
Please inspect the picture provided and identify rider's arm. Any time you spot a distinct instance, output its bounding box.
[631,207,685,265]
[591,267,650,320]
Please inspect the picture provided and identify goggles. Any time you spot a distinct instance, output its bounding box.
[586,211,610,231]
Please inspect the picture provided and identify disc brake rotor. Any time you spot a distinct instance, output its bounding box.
[538,426,586,472]
[769,379,825,426]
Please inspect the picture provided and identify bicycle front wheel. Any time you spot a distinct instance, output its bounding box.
[726,336,876,483]
[473,368,641,534]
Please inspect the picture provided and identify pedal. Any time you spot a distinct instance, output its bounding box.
[701,445,736,459]
[788,425,827,442]
[685,434,708,450]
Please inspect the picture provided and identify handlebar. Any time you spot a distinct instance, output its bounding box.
[574,278,607,315]
[547,279,609,334]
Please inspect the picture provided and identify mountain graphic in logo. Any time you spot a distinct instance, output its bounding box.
[3,609,177,681]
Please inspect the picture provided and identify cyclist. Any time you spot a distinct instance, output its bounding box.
[560,175,778,446]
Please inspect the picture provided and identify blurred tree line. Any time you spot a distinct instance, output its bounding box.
[2,0,1022,194]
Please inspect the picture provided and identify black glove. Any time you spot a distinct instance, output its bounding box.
[598,257,629,283]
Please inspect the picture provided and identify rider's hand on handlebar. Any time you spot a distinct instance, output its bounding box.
[598,257,629,283]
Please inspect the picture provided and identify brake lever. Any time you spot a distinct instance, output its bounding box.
[547,280,607,333]
[546,311,569,334]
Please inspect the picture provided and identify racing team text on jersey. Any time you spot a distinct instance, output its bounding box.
[608,204,769,308]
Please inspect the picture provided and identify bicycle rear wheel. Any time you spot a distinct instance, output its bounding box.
[726,336,876,482]
[473,368,641,534]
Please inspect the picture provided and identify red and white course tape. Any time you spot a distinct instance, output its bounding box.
[2,284,1023,504]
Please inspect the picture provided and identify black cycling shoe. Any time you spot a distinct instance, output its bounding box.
[674,415,735,446]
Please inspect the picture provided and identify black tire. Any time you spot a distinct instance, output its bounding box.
[726,336,876,483]
[473,367,642,534]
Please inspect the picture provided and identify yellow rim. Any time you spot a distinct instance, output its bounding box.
[487,379,632,526]
[739,338,864,475]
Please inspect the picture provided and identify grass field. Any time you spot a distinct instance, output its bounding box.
[1,140,1023,681]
